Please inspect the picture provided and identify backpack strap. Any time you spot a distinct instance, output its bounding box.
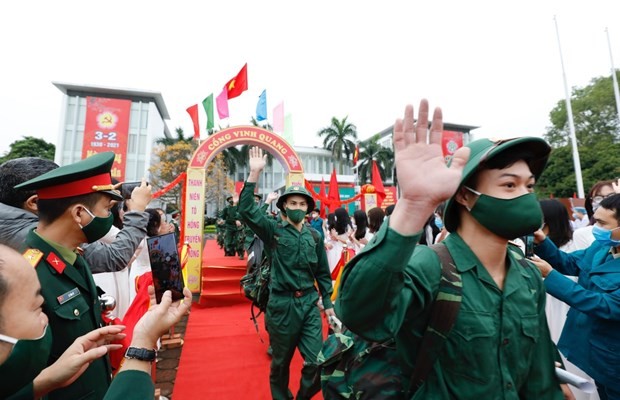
[410,243,462,393]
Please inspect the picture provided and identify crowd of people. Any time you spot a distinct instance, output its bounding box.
[1,98,620,400]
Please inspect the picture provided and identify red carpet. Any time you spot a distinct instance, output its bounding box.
[173,240,325,399]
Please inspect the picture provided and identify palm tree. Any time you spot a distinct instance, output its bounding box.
[357,135,394,184]
[156,127,193,146]
[317,116,358,174]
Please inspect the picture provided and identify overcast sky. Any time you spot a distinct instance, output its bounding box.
[2,0,620,156]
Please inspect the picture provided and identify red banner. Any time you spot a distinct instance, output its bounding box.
[442,130,464,164]
[382,186,397,210]
[82,97,131,181]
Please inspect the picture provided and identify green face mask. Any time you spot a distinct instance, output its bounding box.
[81,207,114,243]
[464,187,543,239]
[0,326,52,398]
[286,208,307,224]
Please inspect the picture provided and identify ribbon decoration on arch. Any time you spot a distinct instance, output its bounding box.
[304,179,362,208]
[152,172,187,199]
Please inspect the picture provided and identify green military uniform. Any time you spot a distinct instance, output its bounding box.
[24,232,112,399]
[239,182,333,400]
[13,152,126,400]
[102,370,154,400]
[243,200,269,250]
[337,136,564,399]
[221,197,244,258]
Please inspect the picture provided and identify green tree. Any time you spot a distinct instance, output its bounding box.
[1,136,55,163]
[357,135,394,184]
[317,116,358,173]
[545,72,620,147]
[149,140,197,210]
[156,127,193,146]
[537,71,620,197]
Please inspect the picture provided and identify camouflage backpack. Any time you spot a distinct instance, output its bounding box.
[240,236,271,337]
[318,243,462,399]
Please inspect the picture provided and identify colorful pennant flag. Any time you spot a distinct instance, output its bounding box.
[283,113,294,144]
[202,94,214,130]
[273,101,284,134]
[353,144,360,165]
[226,63,248,99]
[256,89,267,121]
[371,160,386,207]
[216,87,229,119]
[186,104,200,140]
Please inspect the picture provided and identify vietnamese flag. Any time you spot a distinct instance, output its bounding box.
[186,104,200,140]
[327,167,340,211]
[353,144,359,166]
[371,160,386,207]
[226,63,248,99]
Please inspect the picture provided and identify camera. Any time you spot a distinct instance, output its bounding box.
[121,181,145,199]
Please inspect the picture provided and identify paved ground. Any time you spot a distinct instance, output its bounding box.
[156,312,189,399]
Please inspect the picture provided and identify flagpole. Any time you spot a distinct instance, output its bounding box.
[605,27,620,124]
[554,15,585,198]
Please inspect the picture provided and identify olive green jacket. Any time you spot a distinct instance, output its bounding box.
[239,182,333,309]
[337,219,564,399]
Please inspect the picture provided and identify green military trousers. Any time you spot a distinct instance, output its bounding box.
[266,290,322,400]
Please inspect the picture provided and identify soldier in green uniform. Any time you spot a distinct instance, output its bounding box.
[337,101,569,399]
[242,192,279,251]
[221,194,245,259]
[239,147,335,400]
[13,152,125,400]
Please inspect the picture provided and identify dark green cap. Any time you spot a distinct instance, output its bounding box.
[15,152,123,201]
[276,185,315,214]
[443,137,551,232]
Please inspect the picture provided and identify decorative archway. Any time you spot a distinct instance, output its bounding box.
[182,126,304,293]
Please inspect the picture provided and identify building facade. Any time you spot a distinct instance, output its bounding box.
[53,82,171,182]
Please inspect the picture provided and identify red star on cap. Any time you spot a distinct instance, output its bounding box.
[46,253,66,274]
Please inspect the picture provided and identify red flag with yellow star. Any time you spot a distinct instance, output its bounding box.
[226,63,248,99]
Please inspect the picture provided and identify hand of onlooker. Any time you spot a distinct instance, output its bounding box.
[533,229,546,244]
[324,308,336,319]
[33,325,126,396]
[527,255,553,278]
[325,242,333,250]
[389,100,470,235]
[126,178,152,212]
[266,191,279,204]
[131,286,192,350]
[235,220,242,227]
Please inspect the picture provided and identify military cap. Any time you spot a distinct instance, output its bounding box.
[276,185,315,214]
[443,137,551,232]
[15,152,123,201]
[253,193,262,200]
[226,195,234,202]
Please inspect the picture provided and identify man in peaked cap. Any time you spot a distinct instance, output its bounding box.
[14,152,126,400]
[239,147,334,400]
[337,101,570,399]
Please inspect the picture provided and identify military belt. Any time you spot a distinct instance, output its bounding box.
[272,287,316,298]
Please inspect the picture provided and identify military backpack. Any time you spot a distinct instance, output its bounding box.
[318,243,463,399]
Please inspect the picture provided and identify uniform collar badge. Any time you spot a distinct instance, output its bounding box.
[46,253,66,274]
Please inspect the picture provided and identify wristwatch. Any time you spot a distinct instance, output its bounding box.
[124,347,157,362]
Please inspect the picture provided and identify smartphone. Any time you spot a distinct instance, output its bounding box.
[523,235,535,258]
[146,233,185,303]
[121,181,143,199]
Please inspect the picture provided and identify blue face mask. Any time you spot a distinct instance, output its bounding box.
[434,216,444,230]
[592,225,620,247]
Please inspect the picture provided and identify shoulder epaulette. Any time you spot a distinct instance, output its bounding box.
[22,248,44,268]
